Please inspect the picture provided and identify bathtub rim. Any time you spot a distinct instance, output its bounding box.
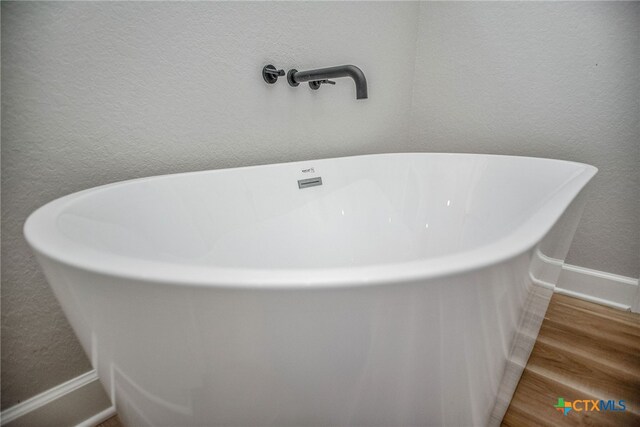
[24,152,597,290]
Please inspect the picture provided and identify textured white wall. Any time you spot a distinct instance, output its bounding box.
[1,1,420,408]
[410,1,639,277]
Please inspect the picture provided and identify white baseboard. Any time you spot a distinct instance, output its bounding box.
[0,370,114,427]
[556,263,639,312]
[75,407,117,427]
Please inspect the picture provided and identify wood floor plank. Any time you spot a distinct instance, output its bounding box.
[551,294,640,328]
[527,341,640,409]
[503,294,640,426]
[503,369,640,427]
[96,415,123,427]
[544,302,640,351]
[537,321,640,378]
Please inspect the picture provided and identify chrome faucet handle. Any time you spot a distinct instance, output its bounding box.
[262,65,285,84]
[309,80,336,90]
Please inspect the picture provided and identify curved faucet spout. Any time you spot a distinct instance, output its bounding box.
[288,65,368,100]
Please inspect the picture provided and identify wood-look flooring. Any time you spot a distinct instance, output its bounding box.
[95,415,123,427]
[97,294,639,427]
[502,293,640,426]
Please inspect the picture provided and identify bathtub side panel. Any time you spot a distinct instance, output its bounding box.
[35,252,538,427]
[488,190,589,425]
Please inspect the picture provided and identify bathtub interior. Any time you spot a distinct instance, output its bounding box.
[52,154,589,270]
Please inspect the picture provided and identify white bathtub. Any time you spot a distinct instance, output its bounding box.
[25,153,596,426]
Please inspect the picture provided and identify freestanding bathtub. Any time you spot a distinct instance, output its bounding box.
[25,153,596,426]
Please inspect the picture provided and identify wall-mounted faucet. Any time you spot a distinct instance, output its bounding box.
[287,65,368,100]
